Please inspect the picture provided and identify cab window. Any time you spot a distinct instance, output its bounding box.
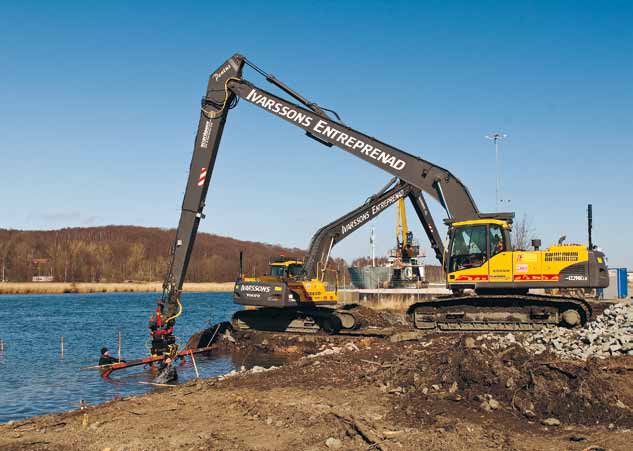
[489,224,506,257]
[449,225,487,272]
[270,265,286,277]
[288,264,304,277]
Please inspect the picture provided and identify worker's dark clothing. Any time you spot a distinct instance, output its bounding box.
[99,355,126,365]
[155,361,178,384]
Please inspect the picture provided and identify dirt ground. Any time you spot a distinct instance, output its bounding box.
[2,309,633,451]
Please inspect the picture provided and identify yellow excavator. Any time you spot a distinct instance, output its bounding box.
[410,217,607,331]
[234,180,414,332]
[160,53,608,335]
[238,256,336,305]
[234,256,341,333]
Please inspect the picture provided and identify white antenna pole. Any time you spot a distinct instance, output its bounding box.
[485,133,507,211]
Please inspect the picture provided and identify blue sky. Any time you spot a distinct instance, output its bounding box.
[1,1,632,268]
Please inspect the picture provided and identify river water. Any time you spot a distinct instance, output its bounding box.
[0,291,255,423]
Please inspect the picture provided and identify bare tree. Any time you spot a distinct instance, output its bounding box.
[0,226,309,282]
[512,214,536,251]
[0,231,15,282]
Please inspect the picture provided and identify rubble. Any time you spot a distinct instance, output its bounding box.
[306,342,360,358]
[478,302,633,360]
[390,331,425,343]
[218,364,279,380]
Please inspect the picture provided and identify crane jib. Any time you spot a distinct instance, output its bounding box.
[243,88,407,171]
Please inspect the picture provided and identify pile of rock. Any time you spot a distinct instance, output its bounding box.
[478,302,633,360]
[524,302,633,360]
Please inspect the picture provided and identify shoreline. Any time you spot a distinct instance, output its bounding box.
[2,330,631,450]
[0,281,235,295]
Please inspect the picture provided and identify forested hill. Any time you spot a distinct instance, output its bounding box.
[0,226,305,283]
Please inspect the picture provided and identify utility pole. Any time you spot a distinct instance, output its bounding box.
[370,227,375,267]
[485,133,507,211]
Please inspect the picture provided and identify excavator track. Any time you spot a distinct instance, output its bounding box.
[232,307,360,335]
[409,293,592,332]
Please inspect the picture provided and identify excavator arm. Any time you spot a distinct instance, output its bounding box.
[149,58,240,353]
[407,191,445,264]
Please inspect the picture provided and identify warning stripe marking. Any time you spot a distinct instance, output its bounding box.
[197,168,207,187]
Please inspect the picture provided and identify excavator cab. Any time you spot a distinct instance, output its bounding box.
[268,258,304,280]
[447,220,511,275]
[446,218,608,294]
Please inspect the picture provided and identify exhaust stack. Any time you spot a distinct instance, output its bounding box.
[587,204,593,250]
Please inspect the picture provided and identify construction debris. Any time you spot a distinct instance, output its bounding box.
[477,302,633,360]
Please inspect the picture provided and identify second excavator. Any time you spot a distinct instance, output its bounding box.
[233,178,419,333]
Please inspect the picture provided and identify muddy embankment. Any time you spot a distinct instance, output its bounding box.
[2,303,633,451]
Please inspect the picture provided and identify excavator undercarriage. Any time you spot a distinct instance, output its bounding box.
[409,293,592,332]
[232,306,360,334]
[232,293,593,334]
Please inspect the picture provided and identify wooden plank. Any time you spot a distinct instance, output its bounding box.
[138,381,177,388]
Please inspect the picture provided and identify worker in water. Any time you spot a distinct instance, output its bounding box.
[99,347,126,366]
[154,356,178,384]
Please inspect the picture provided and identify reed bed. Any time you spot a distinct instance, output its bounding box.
[0,282,235,295]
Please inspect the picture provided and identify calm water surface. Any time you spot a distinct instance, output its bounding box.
[0,292,258,422]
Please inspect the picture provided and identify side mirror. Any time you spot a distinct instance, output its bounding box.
[531,239,541,251]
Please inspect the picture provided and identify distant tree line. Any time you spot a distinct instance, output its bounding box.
[0,226,308,283]
[0,226,446,285]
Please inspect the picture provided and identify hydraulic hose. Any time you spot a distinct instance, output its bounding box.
[165,298,183,324]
